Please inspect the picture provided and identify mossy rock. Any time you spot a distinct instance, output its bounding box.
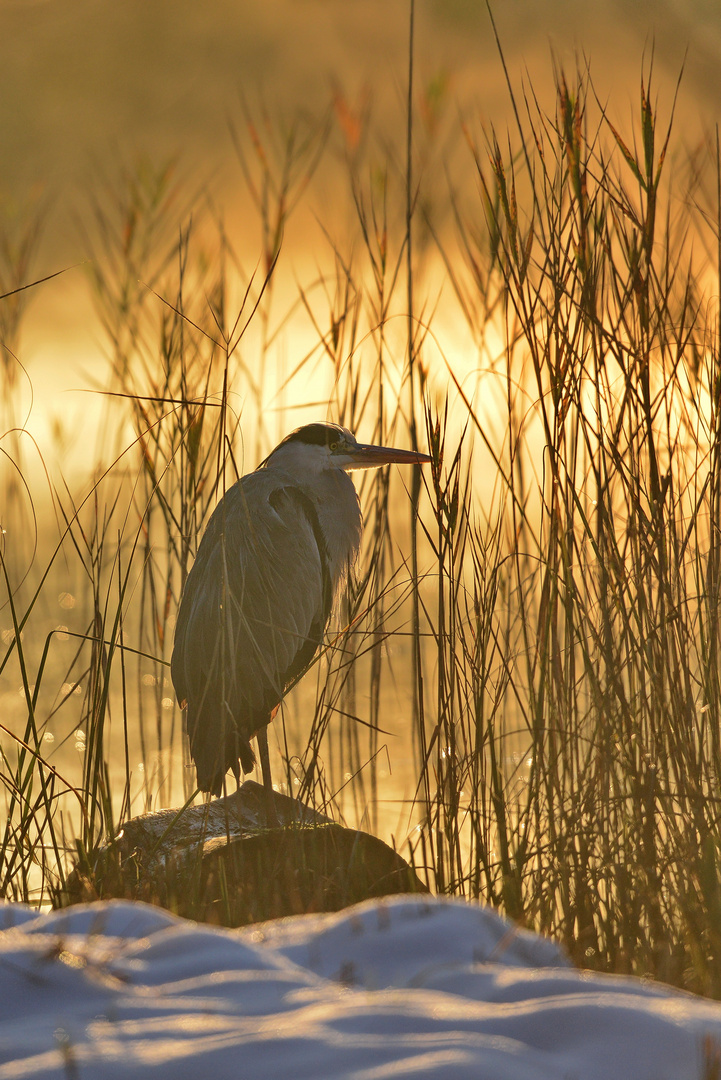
[60,781,428,925]
[195,823,428,925]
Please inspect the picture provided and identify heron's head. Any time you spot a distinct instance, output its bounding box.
[263,422,431,476]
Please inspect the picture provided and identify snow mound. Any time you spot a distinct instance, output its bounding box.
[1,895,719,1079]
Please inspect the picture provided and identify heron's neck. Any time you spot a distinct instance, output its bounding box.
[305,467,363,591]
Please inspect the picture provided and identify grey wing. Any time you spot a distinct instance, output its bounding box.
[171,472,331,793]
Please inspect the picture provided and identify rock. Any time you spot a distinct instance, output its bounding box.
[60,781,428,925]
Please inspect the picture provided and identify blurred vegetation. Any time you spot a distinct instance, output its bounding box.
[3,47,721,1000]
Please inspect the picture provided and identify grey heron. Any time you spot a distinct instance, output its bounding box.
[171,421,431,802]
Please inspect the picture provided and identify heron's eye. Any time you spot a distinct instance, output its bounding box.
[329,441,339,451]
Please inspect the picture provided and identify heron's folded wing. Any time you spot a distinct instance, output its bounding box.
[172,472,332,720]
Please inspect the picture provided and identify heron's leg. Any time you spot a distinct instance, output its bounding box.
[257,726,273,790]
[257,726,279,827]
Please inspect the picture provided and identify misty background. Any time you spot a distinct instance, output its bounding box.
[0,0,718,461]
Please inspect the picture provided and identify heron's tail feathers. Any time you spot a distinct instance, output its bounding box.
[186,696,258,797]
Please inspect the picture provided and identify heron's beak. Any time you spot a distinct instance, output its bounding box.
[346,443,432,471]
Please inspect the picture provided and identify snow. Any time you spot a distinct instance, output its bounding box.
[1,895,720,1079]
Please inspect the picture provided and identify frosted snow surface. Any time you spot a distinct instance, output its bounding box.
[1,895,720,1079]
